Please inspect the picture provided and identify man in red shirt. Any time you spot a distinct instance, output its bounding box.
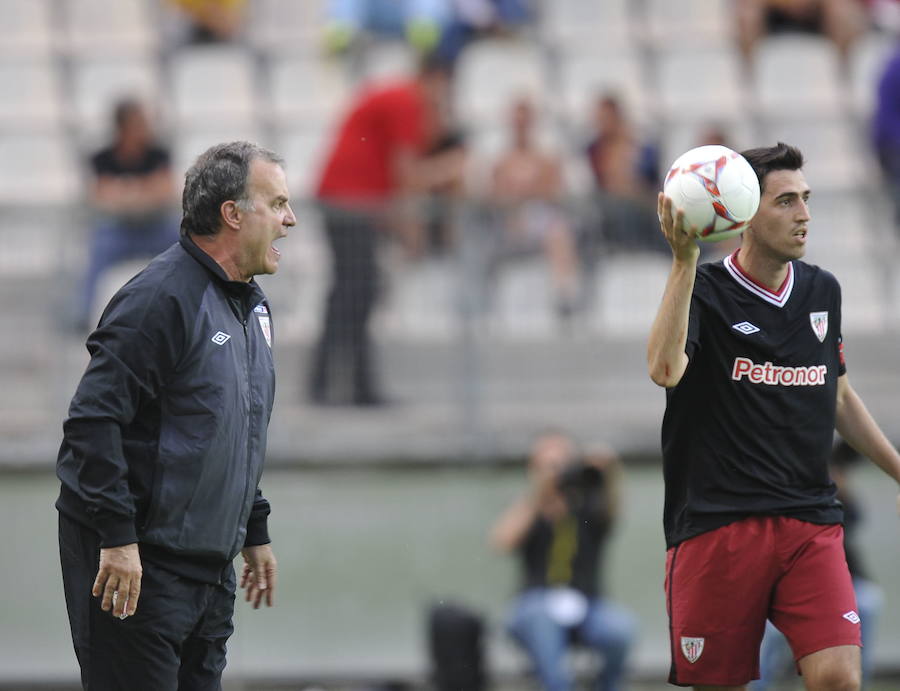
[309,56,453,405]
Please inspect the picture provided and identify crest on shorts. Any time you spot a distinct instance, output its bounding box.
[681,636,705,663]
[810,311,828,342]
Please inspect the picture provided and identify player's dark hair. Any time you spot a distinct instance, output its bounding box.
[180,141,283,238]
[740,142,804,192]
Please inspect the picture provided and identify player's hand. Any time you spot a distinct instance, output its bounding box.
[657,193,699,262]
[240,544,277,609]
[93,543,142,619]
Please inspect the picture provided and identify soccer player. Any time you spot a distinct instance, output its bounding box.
[647,142,900,690]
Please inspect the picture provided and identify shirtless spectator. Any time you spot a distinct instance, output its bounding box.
[488,97,579,319]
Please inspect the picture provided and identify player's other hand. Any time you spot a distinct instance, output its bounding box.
[241,544,277,609]
[93,543,142,619]
[657,193,699,262]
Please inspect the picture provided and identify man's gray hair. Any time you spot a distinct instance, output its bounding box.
[180,141,284,237]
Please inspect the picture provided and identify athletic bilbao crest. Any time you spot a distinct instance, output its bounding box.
[681,636,704,663]
[810,311,828,342]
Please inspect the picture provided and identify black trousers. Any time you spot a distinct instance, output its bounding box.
[308,205,380,403]
[59,515,235,691]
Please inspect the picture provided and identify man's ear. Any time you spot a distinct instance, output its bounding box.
[220,200,242,231]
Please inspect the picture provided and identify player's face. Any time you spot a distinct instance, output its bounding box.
[236,159,295,279]
[746,168,811,261]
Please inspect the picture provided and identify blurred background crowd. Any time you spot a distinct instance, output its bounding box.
[2,0,900,689]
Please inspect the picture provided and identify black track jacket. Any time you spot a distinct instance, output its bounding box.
[57,236,276,583]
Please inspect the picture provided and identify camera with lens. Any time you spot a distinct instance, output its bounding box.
[556,460,607,514]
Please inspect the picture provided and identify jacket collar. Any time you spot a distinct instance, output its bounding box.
[180,234,266,305]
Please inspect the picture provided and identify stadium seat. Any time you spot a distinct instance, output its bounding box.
[170,45,259,127]
[275,126,333,199]
[764,119,868,194]
[656,48,747,125]
[61,0,157,57]
[557,49,649,129]
[753,35,844,120]
[247,0,327,55]
[0,133,79,206]
[70,58,163,142]
[0,0,54,59]
[541,0,636,53]
[848,31,898,121]
[0,59,63,131]
[644,0,732,50]
[355,40,417,84]
[455,39,545,127]
[267,55,351,128]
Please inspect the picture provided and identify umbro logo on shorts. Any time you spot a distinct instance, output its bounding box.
[732,321,760,335]
[211,331,231,345]
[843,611,860,624]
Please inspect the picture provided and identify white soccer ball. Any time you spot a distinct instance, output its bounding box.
[662,145,761,242]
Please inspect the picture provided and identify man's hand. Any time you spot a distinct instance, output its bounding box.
[93,543,142,619]
[240,544,277,609]
[657,193,700,263]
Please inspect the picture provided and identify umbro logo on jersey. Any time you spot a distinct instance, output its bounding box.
[211,331,231,345]
[843,611,861,624]
[732,321,760,335]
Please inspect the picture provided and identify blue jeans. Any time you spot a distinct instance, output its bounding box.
[507,588,637,691]
[753,577,884,690]
[327,0,451,35]
[79,215,178,326]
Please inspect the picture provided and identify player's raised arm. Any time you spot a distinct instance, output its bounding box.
[647,194,699,388]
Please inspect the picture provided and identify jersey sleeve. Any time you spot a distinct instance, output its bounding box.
[685,270,709,361]
[60,282,184,547]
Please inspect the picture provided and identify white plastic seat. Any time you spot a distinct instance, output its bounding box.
[645,0,732,49]
[0,0,54,59]
[764,119,867,193]
[558,50,648,128]
[541,0,635,53]
[276,127,333,199]
[657,48,746,124]
[0,60,62,130]
[754,35,844,119]
[356,41,417,83]
[849,31,898,120]
[0,133,79,205]
[170,46,259,127]
[247,0,327,55]
[268,55,351,127]
[455,39,545,127]
[62,0,157,57]
[71,58,162,139]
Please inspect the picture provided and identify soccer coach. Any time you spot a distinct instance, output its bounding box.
[56,141,295,690]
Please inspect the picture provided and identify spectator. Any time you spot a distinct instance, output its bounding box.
[583,93,663,254]
[309,55,455,406]
[873,40,900,229]
[166,0,247,44]
[486,96,579,319]
[77,99,177,331]
[752,440,885,690]
[324,0,453,56]
[735,0,868,67]
[420,128,469,255]
[490,430,637,691]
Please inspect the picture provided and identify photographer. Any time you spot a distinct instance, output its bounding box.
[490,430,637,691]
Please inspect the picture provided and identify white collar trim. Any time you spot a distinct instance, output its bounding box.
[723,252,794,308]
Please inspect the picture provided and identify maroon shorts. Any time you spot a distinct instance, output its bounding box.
[665,516,860,687]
